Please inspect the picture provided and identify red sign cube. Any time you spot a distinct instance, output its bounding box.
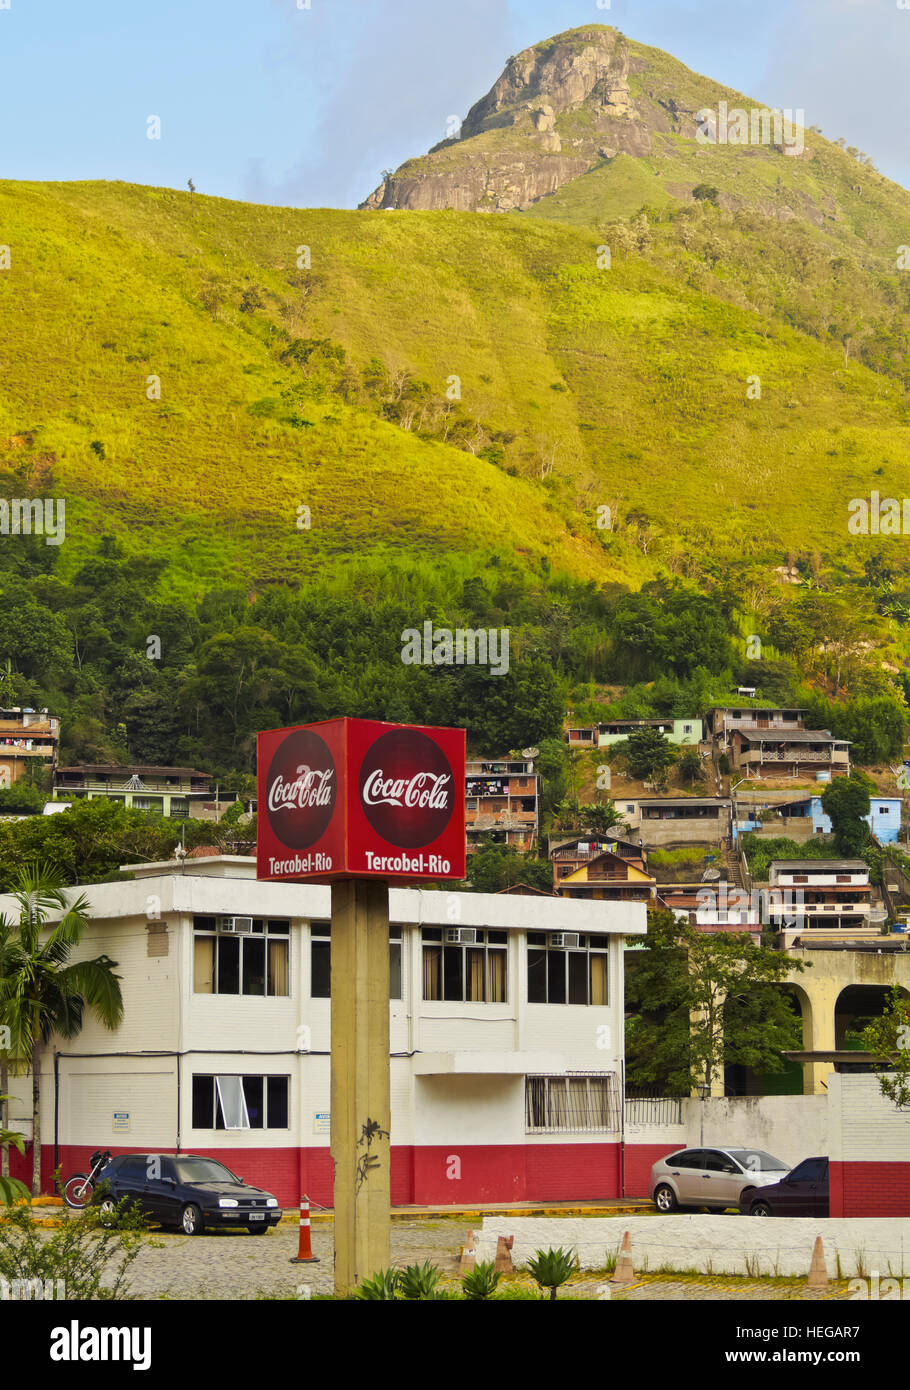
[256,718,466,881]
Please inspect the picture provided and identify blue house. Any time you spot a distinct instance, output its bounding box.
[775,794,902,844]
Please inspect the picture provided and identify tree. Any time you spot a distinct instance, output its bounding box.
[677,747,706,786]
[625,911,807,1093]
[861,989,910,1109]
[578,801,628,836]
[535,738,570,819]
[622,728,676,785]
[0,864,124,1194]
[821,771,873,857]
[465,844,553,894]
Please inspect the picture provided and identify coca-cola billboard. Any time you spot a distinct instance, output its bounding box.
[257,718,466,881]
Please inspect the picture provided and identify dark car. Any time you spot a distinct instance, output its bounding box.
[97,1153,282,1235]
[739,1156,829,1217]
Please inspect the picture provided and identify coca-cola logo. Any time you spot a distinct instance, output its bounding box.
[358,728,455,848]
[265,729,336,850]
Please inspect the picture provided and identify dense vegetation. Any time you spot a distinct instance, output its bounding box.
[2,28,910,771]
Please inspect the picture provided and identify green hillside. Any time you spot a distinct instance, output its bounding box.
[1,173,909,601]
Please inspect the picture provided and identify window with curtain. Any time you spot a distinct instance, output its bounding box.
[311,922,403,1000]
[421,929,508,1002]
[193,917,290,996]
[193,936,214,994]
[525,1073,619,1133]
[526,932,609,1005]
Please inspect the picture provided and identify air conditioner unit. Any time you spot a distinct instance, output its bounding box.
[446,927,478,944]
[220,916,254,934]
[550,932,580,948]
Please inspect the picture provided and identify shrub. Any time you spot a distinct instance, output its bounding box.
[0,1198,146,1299]
[526,1246,579,1300]
[461,1260,501,1300]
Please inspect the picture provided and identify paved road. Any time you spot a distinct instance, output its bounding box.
[108,1221,856,1300]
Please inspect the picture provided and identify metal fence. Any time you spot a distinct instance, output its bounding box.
[623,1096,684,1127]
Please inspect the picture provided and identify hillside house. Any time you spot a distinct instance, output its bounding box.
[728,728,850,782]
[465,756,539,853]
[0,707,59,786]
[54,764,213,818]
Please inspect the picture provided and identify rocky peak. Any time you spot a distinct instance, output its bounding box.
[360,26,679,214]
[461,27,633,137]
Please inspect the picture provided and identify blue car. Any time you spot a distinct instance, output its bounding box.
[739,1156,829,1217]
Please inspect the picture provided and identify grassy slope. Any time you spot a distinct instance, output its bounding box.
[0,175,908,598]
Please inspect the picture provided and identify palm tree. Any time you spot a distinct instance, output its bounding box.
[0,864,123,1194]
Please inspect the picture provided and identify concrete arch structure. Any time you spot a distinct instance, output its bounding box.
[783,949,910,1094]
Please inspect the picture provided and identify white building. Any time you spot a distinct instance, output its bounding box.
[5,856,644,1207]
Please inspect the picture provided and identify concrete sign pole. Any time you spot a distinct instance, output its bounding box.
[330,877,391,1295]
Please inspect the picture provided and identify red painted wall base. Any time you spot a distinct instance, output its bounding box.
[829,1160,910,1217]
[16,1142,621,1207]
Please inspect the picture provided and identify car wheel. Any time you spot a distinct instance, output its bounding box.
[247,1223,269,1235]
[750,1200,772,1217]
[653,1183,678,1214]
[181,1203,203,1236]
[99,1198,116,1228]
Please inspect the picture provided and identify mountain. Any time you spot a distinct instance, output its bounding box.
[361,25,909,257]
[1,26,909,610]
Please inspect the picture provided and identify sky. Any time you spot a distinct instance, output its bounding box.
[0,0,908,209]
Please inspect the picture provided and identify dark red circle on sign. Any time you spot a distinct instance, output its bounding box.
[264,729,336,850]
[358,729,455,848]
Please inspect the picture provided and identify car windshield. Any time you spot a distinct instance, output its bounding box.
[725,1149,787,1171]
[173,1158,240,1184]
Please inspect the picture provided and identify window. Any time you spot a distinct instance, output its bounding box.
[193,917,289,996]
[422,928,507,1003]
[788,1157,826,1183]
[704,1150,740,1174]
[525,1074,619,1133]
[879,807,889,816]
[310,922,403,1000]
[669,1150,705,1170]
[526,934,608,1005]
[191,1074,290,1130]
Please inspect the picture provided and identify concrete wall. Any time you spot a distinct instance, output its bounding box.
[830,1073,910,1217]
[623,1094,828,1195]
[476,1214,910,1277]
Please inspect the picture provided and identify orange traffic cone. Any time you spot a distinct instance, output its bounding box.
[289,1196,319,1264]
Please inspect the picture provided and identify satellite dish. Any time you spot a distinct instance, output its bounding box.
[522,747,539,758]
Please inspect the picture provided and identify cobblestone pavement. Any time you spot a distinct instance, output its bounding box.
[120,1220,468,1300]
[101,1221,856,1300]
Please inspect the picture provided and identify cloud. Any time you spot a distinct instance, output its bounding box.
[259,0,515,208]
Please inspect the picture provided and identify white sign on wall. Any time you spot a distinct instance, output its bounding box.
[313,1111,330,1134]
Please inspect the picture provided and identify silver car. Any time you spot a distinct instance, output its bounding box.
[650,1147,790,1213]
